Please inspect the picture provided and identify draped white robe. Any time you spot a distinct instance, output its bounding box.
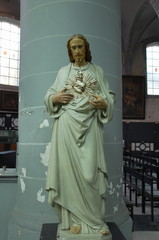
[44,63,115,234]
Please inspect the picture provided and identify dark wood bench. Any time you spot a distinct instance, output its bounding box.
[124,165,159,221]
[0,150,16,168]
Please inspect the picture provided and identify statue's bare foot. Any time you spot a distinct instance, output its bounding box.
[70,225,81,234]
[101,229,110,235]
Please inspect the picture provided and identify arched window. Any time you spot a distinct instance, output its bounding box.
[0,17,20,86]
[146,43,159,95]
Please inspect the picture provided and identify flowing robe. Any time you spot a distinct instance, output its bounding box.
[44,63,115,233]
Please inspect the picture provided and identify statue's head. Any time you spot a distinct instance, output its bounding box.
[67,34,92,63]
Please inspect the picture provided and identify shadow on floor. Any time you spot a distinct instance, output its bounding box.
[133,215,159,231]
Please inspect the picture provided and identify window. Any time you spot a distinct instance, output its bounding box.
[0,17,20,86]
[146,43,159,95]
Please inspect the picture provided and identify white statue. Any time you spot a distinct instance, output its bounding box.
[44,34,115,239]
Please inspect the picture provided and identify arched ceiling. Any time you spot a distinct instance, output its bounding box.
[121,0,159,74]
[148,0,159,17]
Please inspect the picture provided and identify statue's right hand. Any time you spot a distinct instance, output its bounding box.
[52,89,74,104]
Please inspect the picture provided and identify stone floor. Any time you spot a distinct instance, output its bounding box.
[133,231,159,240]
[124,187,159,240]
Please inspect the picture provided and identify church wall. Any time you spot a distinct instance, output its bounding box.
[124,43,159,123]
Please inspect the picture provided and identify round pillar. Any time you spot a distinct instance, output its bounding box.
[8,1,132,240]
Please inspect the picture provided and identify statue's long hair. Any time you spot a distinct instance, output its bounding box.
[67,34,92,63]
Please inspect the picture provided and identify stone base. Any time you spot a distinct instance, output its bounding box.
[40,223,127,240]
[57,229,112,240]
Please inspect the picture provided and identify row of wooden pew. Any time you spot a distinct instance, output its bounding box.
[123,152,159,222]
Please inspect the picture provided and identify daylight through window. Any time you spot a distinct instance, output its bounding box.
[0,18,20,86]
[146,43,159,95]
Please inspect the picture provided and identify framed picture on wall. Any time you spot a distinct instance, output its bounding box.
[0,91,18,112]
[122,76,145,119]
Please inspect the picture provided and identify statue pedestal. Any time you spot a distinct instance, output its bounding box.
[40,223,127,240]
[58,229,112,240]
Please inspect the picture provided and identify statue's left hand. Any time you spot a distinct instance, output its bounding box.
[89,95,107,109]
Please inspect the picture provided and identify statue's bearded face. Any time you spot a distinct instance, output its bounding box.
[69,38,86,66]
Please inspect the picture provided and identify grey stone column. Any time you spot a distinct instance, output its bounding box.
[8,1,132,240]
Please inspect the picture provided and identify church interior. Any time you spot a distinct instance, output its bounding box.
[0,0,159,240]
